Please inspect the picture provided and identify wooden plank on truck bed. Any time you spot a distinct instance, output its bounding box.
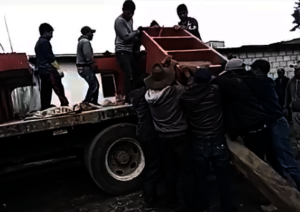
[0,105,135,138]
[228,141,300,212]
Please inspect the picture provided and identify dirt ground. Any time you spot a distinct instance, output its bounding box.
[0,127,297,212]
[0,158,270,212]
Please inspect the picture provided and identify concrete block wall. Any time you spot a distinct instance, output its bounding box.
[221,50,299,79]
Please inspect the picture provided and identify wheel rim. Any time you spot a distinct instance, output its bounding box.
[105,138,145,181]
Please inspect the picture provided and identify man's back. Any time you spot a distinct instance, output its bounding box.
[242,75,283,126]
[212,72,266,136]
[145,85,187,137]
[181,83,223,135]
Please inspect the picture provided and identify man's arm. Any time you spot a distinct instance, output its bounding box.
[82,41,94,64]
[188,18,202,39]
[115,18,139,42]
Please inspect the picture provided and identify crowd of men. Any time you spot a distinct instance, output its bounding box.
[33,0,300,211]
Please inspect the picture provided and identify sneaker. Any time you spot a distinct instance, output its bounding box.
[260,204,278,212]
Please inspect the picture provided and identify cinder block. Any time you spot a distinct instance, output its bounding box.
[247,52,255,58]
[279,61,287,67]
[255,52,263,57]
[293,50,300,55]
[269,57,276,62]
[276,56,283,62]
[264,52,272,57]
[291,55,297,61]
[286,50,293,56]
[284,56,291,61]
[238,53,246,59]
[279,51,286,56]
[272,62,279,68]
[244,58,252,63]
[271,52,279,56]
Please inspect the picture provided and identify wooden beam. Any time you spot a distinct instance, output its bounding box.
[228,141,300,212]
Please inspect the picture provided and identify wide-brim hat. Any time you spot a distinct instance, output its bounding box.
[144,63,175,90]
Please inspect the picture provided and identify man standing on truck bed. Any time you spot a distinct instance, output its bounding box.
[35,23,69,110]
[175,4,202,40]
[115,0,140,103]
[76,26,100,107]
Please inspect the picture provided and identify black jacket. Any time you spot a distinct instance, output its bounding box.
[275,76,289,108]
[241,74,283,126]
[178,17,201,40]
[181,83,224,136]
[211,71,267,138]
[129,87,156,139]
[34,37,56,75]
[145,85,187,138]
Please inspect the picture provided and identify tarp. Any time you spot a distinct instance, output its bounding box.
[11,63,41,117]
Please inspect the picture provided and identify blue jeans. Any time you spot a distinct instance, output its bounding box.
[190,134,235,212]
[78,67,99,103]
[268,116,300,191]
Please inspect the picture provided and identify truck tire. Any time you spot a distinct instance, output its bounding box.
[86,123,145,195]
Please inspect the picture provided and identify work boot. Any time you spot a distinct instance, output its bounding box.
[260,204,278,212]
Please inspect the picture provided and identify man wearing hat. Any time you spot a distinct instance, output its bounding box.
[211,59,268,160]
[144,63,196,212]
[76,26,99,107]
[181,68,236,212]
[285,61,300,152]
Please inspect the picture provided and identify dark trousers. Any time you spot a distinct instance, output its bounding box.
[140,133,163,201]
[40,70,69,110]
[191,134,235,212]
[78,67,99,104]
[160,134,196,212]
[243,128,269,161]
[116,51,134,100]
[268,117,300,191]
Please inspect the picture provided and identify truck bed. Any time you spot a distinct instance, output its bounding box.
[0,105,135,138]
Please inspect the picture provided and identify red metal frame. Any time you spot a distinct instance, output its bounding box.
[141,27,228,75]
[0,53,33,124]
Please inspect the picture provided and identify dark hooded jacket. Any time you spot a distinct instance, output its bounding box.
[240,73,283,126]
[129,87,156,138]
[145,85,187,137]
[181,83,224,135]
[211,71,267,138]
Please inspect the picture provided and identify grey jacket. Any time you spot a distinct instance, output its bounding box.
[285,77,300,111]
[114,16,139,53]
[76,35,94,66]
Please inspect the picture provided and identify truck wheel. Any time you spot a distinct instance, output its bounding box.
[86,123,145,195]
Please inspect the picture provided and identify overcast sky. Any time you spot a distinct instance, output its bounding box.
[0,0,299,55]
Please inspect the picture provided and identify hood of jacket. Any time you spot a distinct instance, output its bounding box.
[145,86,172,105]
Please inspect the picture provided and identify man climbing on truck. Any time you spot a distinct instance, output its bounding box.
[76,26,100,107]
[115,0,140,103]
[175,4,202,40]
[34,23,69,110]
